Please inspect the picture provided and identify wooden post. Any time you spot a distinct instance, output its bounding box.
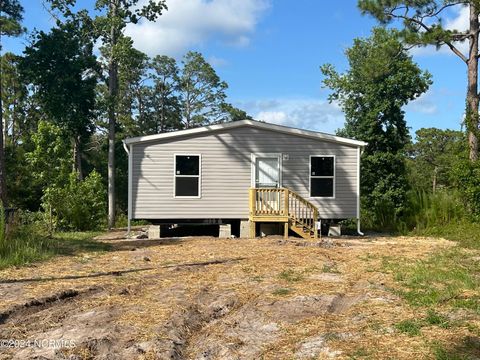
[250,221,256,238]
[313,209,319,240]
[249,188,255,217]
[249,188,256,238]
[283,189,289,239]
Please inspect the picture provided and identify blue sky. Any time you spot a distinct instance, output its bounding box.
[4,0,469,137]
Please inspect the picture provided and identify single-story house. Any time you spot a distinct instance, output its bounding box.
[123,119,367,238]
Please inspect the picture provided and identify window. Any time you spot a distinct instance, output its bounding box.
[310,156,335,197]
[174,155,201,197]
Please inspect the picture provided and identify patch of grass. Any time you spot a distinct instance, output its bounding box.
[358,253,378,261]
[426,310,450,329]
[303,265,320,273]
[431,337,480,360]
[394,310,453,337]
[278,269,304,282]
[322,263,340,274]
[466,323,480,336]
[272,287,291,296]
[53,231,108,254]
[413,220,480,250]
[383,248,480,309]
[348,346,372,359]
[432,344,467,360]
[241,266,254,274]
[0,224,108,269]
[323,332,342,341]
[395,319,422,336]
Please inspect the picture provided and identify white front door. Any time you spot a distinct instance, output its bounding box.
[254,155,281,188]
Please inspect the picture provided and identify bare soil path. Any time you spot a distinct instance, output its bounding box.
[0,232,471,359]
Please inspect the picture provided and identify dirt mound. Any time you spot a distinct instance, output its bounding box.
[259,294,364,324]
[0,287,102,325]
[154,288,239,359]
[1,287,155,360]
[156,289,365,359]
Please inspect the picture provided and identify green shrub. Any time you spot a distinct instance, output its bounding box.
[42,170,106,231]
[362,197,399,232]
[363,190,466,234]
[453,159,480,219]
[0,223,53,268]
[360,152,410,230]
[403,190,466,231]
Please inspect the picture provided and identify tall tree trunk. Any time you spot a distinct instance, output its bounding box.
[2,111,6,149]
[432,166,437,193]
[107,0,118,229]
[137,88,143,131]
[73,136,83,180]
[0,35,6,206]
[467,3,479,162]
[160,93,165,133]
[11,93,15,151]
[185,92,190,129]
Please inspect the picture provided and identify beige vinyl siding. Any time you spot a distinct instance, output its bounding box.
[131,126,358,219]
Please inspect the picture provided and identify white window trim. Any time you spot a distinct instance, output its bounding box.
[309,155,336,199]
[250,153,283,188]
[173,153,202,199]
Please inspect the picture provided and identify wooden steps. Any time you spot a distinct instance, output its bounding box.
[289,223,317,239]
[249,187,320,240]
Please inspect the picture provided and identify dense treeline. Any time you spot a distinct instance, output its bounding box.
[1,0,479,238]
[322,26,480,232]
[1,0,250,231]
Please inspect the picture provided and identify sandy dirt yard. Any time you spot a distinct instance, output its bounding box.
[0,232,473,359]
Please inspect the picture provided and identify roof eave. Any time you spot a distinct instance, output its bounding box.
[123,119,368,148]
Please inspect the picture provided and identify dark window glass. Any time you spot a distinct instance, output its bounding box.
[310,178,334,197]
[175,177,199,197]
[311,157,334,176]
[176,155,199,175]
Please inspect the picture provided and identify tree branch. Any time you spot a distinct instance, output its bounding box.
[391,11,468,63]
[427,2,467,18]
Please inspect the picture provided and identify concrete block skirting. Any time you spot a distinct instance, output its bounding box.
[239,220,250,238]
[219,224,232,238]
[148,225,161,239]
[328,224,341,237]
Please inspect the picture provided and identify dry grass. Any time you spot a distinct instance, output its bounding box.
[0,232,478,359]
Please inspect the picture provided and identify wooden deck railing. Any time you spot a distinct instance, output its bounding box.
[250,187,286,216]
[249,187,319,238]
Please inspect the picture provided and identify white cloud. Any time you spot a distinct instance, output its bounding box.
[405,91,438,115]
[256,110,288,124]
[409,4,469,57]
[445,5,469,31]
[207,55,228,67]
[237,98,345,134]
[125,0,270,57]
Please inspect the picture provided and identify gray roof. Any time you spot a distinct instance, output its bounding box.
[123,119,368,147]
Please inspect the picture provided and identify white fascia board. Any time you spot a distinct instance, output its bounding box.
[123,119,368,148]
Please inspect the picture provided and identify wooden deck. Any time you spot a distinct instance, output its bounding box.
[248,188,319,239]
